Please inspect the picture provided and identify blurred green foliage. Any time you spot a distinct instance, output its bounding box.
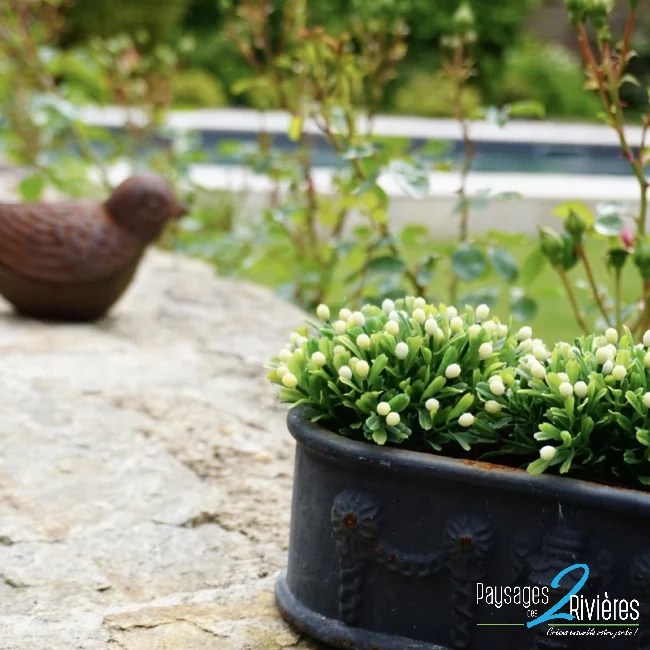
[392,71,482,118]
[61,0,192,46]
[172,69,228,108]
[497,40,601,120]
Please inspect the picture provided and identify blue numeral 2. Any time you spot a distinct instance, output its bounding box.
[527,563,589,628]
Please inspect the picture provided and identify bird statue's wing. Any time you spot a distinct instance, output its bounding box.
[0,202,141,283]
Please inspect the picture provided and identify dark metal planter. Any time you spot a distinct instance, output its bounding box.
[276,406,650,650]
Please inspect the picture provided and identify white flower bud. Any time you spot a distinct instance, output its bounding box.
[355,360,370,379]
[357,334,371,350]
[574,381,588,398]
[517,326,533,341]
[644,330,650,347]
[645,351,650,368]
[425,318,439,335]
[479,342,493,360]
[468,324,482,338]
[602,360,614,375]
[339,308,352,321]
[450,316,464,333]
[385,320,400,336]
[349,357,359,369]
[533,345,548,361]
[518,339,534,352]
[483,320,497,335]
[334,320,347,335]
[557,373,569,383]
[282,373,298,389]
[412,308,426,324]
[596,347,611,364]
[377,401,391,416]
[445,363,461,379]
[279,349,293,362]
[447,306,458,319]
[458,413,475,427]
[413,297,427,309]
[296,336,308,346]
[276,365,289,378]
[352,311,365,326]
[485,400,502,414]
[559,382,574,398]
[644,393,650,408]
[612,365,627,381]
[426,398,440,412]
[531,363,547,379]
[316,304,331,320]
[539,445,556,461]
[497,324,509,338]
[476,304,490,321]
[395,342,409,360]
[333,345,346,356]
[490,380,506,396]
[311,351,327,367]
[290,332,302,344]
[605,327,618,344]
[382,299,395,314]
[338,365,353,380]
[386,412,401,427]
[389,310,400,322]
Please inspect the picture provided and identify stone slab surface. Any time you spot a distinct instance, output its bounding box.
[0,251,325,649]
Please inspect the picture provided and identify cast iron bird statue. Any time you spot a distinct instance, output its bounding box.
[0,172,187,321]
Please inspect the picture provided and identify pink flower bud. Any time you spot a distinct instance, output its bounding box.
[621,225,635,250]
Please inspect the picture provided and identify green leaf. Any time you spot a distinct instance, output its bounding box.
[422,375,447,400]
[368,354,388,384]
[366,255,406,275]
[595,214,624,237]
[527,458,551,475]
[520,249,547,287]
[507,100,546,119]
[365,414,383,431]
[553,202,595,226]
[400,225,429,246]
[451,245,489,282]
[416,254,437,286]
[559,452,575,474]
[388,160,430,199]
[18,173,46,201]
[373,428,388,445]
[636,429,650,447]
[343,144,375,160]
[490,247,519,284]
[511,295,537,321]
[288,115,303,142]
[418,409,433,431]
[447,393,475,422]
[388,393,410,413]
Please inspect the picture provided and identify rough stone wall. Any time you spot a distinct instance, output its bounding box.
[0,250,326,649]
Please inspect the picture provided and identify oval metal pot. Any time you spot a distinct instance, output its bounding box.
[276,405,650,650]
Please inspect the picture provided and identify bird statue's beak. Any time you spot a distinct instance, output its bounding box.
[174,202,189,218]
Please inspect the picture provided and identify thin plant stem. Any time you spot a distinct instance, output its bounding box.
[576,244,612,326]
[615,267,623,335]
[557,267,590,335]
[448,42,473,307]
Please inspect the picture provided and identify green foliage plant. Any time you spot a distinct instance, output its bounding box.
[532,0,650,340]
[268,297,650,490]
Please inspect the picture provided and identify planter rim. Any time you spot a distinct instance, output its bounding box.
[287,405,650,517]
